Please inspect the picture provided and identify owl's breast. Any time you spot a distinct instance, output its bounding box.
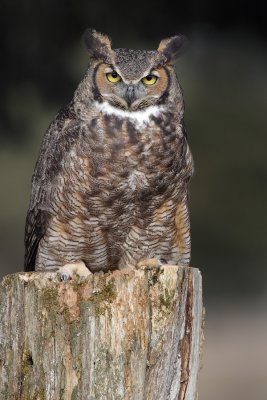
[93,110,185,170]
[87,111,190,201]
[43,110,192,269]
[51,111,191,221]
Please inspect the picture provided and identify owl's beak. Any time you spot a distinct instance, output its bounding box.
[125,85,135,107]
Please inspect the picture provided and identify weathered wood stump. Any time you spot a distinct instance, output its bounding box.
[0,265,203,400]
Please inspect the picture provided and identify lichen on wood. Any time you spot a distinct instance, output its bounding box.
[0,265,203,400]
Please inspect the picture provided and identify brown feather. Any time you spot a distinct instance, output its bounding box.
[24,31,193,273]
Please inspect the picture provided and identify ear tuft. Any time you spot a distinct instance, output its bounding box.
[157,35,187,64]
[83,29,113,62]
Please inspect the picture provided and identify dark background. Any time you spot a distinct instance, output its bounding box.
[1,0,266,298]
[0,2,267,397]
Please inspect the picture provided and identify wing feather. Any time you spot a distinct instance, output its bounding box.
[24,103,78,271]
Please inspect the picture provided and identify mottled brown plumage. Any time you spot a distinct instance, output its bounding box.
[24,29,193,277]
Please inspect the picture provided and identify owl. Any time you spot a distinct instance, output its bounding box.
[24,29,194,280]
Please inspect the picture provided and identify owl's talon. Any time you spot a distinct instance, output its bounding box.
[58,261,91,281]
[160,258,167,264]
[137,258,162,270]
[59,272,71,282]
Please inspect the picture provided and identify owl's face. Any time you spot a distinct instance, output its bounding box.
[94,52,170,111]
[82,30,186,111]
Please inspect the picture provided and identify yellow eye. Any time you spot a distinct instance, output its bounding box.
[106,71,121,83]
[142,74,158,85]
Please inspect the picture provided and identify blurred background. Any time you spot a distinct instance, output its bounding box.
[0,1,266,398]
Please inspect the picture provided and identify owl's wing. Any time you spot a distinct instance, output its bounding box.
[24,103,78,271]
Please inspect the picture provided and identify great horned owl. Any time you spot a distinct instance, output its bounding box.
[24,29,193,279]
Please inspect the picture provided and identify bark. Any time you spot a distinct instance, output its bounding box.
[0,265,203,400]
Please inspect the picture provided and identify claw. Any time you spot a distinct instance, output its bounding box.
[59,272,71,282]
[57,261,92,281]
[137,258,162,270]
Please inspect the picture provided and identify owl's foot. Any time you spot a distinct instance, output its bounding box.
[137,258,162,270]
[137,258,178,271]
[58,261,92,281]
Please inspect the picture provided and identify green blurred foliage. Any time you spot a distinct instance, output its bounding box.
[0,2,266,301]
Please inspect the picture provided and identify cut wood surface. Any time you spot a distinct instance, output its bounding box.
[0,265,203,400]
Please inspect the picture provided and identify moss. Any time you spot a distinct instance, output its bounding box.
[90,279,117,304]
[71,278,88,307]
[40,285,74,326]
[149,267,164,285]
[71,278,88,291]
[159,288,175,312]
[41,286,60,312]
[88,278,117,318]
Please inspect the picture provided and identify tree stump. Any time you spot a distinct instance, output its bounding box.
[0,265,203,400]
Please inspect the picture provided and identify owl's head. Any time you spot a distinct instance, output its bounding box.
[82,29,186,111]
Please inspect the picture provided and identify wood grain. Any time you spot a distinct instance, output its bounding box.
[0,265,203,399]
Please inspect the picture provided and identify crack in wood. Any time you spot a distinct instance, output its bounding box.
[178,268,193,400]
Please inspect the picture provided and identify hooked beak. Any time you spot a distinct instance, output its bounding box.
[125,85,135,107]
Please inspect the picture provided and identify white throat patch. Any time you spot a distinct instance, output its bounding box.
[95,101,165,127]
